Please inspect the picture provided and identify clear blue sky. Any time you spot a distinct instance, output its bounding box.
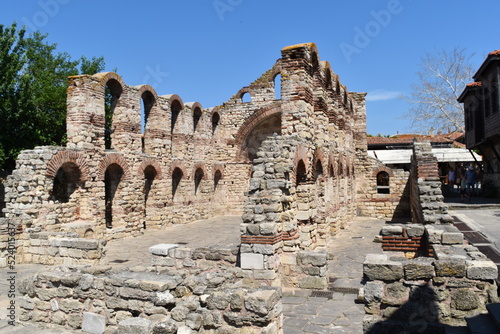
[2,0,499,135]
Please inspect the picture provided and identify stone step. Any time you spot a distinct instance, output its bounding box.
[466,313,500,334]
[486,303,500,329]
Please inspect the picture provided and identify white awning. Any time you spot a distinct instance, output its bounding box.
[368,148,481,165]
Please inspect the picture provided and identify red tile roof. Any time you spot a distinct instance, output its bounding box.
[367,132,465,148]
[488,50,500,56]
[466,81,482,87]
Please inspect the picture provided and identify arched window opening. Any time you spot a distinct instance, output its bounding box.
[194,168,204,195]
[311,52,319,73]
[214,170,222,191]
[274,74,282,100]
[339,162,344,177]
[141,91,155,134]
[52,163,81,203]
[329,164,335,179]
[105,79,123,150]
[171,100,182,134]
[172,167,183,199]
[105,163,124,228]
[193,107,202,132]
[241,92,251,103]
[377,171,390,194]
[212,112,220,135]
[315,160,323,181]
[296,160,307,186]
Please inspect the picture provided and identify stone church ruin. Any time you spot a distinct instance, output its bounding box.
[1,43,497,333]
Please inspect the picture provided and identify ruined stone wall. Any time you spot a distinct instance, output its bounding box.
[410,142,453,225]
[356,157,410,220]
[19,265,282,333]
[2,43,365,270]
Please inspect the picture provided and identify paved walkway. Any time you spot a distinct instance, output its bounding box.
[0,216,387,333]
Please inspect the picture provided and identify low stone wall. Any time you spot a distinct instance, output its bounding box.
[19,265,283,333]
[21,231,106,266]
[149,243,239,271]
[362,245,499,332]
[281,250,328,290]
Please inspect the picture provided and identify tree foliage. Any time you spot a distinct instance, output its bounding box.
[403,47,474,134]
[0,23,105,170]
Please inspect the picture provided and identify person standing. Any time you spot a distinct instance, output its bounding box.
[465,166,476,197]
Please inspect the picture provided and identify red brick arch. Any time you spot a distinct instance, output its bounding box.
[313,148,326,178]
[97,153,130,181]
[169,161,188,179]
[91,72,126,91]
[237,87,255,102]
[192,162,208,180]
[292,144,309,185]
[135,84,159,101]
[212,163,225,179]
[234,103,282,161]
[164,94,185,110]
[46,150,90,182]
[138,158,162,180]
[372,166,394,178]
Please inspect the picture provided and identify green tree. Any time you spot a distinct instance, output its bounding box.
[0,23,105,171]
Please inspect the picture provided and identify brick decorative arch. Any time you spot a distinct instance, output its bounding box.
[46,150,90,182]
[97,153,130,181]
[292,144,309,185]
[237,87,255,102]
[313,148,326,177]
[328,152,337,178]
[138,158,162,180]
[192,162,208,180]
[212,163,225,179]
[169,161,188,179]
[135,84,159,101]
[92,72,126,91]
[164,94,185,110]
[372,166,394,178]
[233,103,282,159]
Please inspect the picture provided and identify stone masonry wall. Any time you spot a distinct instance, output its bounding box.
[410,142,453,225]
[356,157,410,220]
[19,265,282,334]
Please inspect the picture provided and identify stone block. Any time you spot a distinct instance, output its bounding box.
[380,226,403,236]
[298,276,327,289]
[406,225,425,237]
[434,259,466,278]
[404,257,435,280]
[363,254,404,281]
[442,232,464,245]
[240,253,264,270]
[426,225,444,244]
[245,289,280,315]
[296,251,327,267]
[364,281,383,303]
[296,210,310,220]
[466,260,498,280]
[117,317,152,334]
[82,312,106,334]
[149,244,179,256]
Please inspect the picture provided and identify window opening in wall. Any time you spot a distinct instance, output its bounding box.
[143,165,157,224]
[329,164,335,179]
[193,107,202,132]
[214,170,222,191]
[194,168,204,195]
[296,160,307,186]
[274,74,282,100]
[105,163,124,228]
[315,160,323,181]
[105,80,122,150]
[171,100,182,134]
[52,163,81,203]
[241,92,251,103]
[141,91,154,152]
[212,112,220,135]
[172,167,183,199]
[376,171,390,194]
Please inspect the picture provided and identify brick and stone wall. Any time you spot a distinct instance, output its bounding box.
[1,43,367,269]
